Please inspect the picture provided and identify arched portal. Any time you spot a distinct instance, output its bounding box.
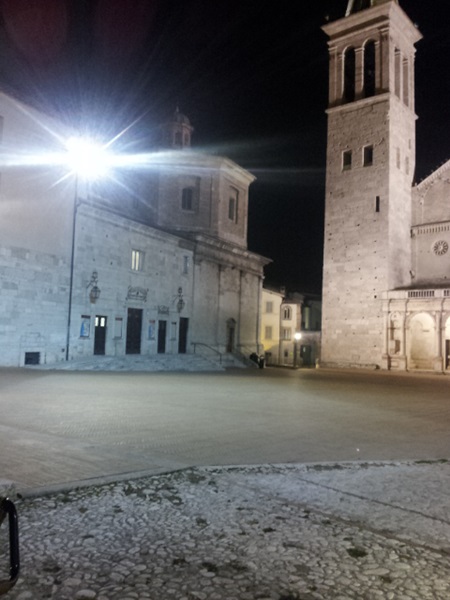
[407,313,435,370]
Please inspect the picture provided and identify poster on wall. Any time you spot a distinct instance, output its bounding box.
[80,315,91,338]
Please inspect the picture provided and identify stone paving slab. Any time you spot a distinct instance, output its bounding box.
[2,462,450,600]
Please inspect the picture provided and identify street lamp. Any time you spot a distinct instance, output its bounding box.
[293,332,302,369]
[64,136,113,361]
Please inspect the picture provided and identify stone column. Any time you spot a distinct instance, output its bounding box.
[434,310,443,372]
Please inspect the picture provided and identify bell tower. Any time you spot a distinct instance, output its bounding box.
[320,0,422,368]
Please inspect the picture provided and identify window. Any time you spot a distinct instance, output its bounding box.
[396,148,401,169]
[364,41,376,98]
[183,255,189,274]
[80,315,91,338]
[181,187,194,211]
[282,328,291,340]
[95,316,106,327]
[343,47,356,103]
[394,48,401,98]
[283,306,292,320]
[403,57,410,107]
[375,196,380,213]
[265,326,273,340]
[228,188,239,222]
[114,317,123,339]
[265,301,273,313]
[363,145,373,167]
[342,150,352,171]
[131,249,144,271]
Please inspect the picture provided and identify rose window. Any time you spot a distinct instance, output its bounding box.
[433,240,448,256]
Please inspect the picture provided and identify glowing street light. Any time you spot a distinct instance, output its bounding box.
[293,332,302,369]
[64,136,112,181]
[65,135,114,361]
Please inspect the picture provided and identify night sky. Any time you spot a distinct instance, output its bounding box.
[0,0,448,294]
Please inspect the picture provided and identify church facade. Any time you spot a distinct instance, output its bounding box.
[321,0,450,372]
[0,95,269,367]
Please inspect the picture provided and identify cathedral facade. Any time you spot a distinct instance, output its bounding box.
[0,96,269,367]
[321,0,450,372]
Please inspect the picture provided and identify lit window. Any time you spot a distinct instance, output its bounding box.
[363,145,373,167]
[342,150,352,171]
[131,249,144,271]
[265,326,273,340]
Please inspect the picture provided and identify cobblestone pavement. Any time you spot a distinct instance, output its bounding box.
[2,461,450,600]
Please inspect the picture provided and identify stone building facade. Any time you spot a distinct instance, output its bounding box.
[261,287,321,367]
[0,95,269,366]
[321,0,450,372]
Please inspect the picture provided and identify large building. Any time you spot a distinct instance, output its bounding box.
[0,96,269,367]
[321,0,450,372]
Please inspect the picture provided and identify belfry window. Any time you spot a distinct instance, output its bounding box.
[403,58,410,107]
[394,48,401,98]
[364,41,376,98]
[228,188,239,222]
[343,47,356,103]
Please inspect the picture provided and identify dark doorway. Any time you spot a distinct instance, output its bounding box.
[178,318,189,354]
[446,340,450,370]
[158,320,167,354]
[94,315,107,355]
[301,344,312,367]
[126,308,142,354]
[226,319,236,353]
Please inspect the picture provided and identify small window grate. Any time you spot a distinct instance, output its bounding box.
[25,352,40,365]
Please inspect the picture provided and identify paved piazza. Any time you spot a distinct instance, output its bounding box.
[1,367,450,491]
[1,367,450,599]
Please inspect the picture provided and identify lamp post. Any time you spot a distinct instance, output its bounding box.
[64,136,111,361]
[293,332,302,369]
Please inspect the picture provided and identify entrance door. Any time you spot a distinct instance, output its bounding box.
[178,318,189,354]
[226,320,235,353]
[157,320,167,354]
[126,308,142,354]
[301,344,312,367]
[94,316,107,355]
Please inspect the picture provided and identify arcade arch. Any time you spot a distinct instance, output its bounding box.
[407,312,435,370]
